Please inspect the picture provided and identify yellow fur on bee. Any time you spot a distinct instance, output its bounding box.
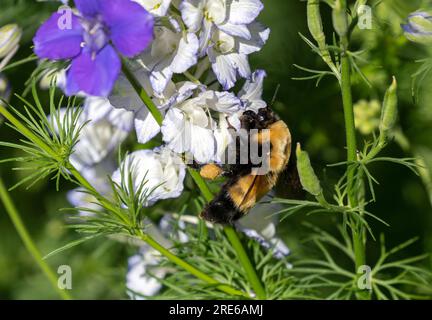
[268,120,292,173]
[228,120,292,213]
[200,164,224,180]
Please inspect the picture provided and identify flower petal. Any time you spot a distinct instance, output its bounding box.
[238,22,270,55]
[65,44,121,97]
[126,252,164,299]
[170,33,199,73]
[100,0,154,57]
[198,90,242,114]
[209,49,251,90]
[173,81,199,105]
[189,125,216,163]
[213,115,234,163]
[133,0,172,17]
[84,97,135,132]
[33,12,83,59]
[134,107,161,144]
[239,69,266,100]
[180,0,203,33]
[149,58,174,94]
[218,23,251,40]
[83,96,113,121]
[74,0,101,17]
[198,18,213,56]
[161,108,190,154]
[227,0,264,25]
[113,150,165,205]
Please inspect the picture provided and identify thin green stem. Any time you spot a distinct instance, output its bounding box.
[121,59,164,125]
[0,105,248,299]
[340,39,357,207]
[183,71,201,85]
[339,0,369,299]
[188,168,267,299]
[0,177,72,300]
[224,226,266,299]
[188,168,213,202]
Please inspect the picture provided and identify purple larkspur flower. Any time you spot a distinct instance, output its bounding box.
[33,0,154,97]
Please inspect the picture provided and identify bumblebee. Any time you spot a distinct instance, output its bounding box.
[198,107,297,225]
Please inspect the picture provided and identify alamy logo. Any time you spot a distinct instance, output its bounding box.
[357,265,372,290]
[57,5,73,30]
[57,265,72,290]
[357,5,372,30]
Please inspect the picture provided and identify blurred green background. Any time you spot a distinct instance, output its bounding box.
[1,0,431,299]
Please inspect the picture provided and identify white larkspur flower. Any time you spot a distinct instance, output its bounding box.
[133,0,172,17]
[112,148,186,206]
[67,97,134,170]
[239,69,267,112]
[180,0,264,54]
[139,23,199,93]
[207,23,270,90]
[161,88,242,163]
[127,250,165,299]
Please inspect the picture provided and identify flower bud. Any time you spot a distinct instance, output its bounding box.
[307,0,326,48]
[379,77,398,136]
[0,24,21,58]
[0,74,11,102]
[402,11,432,44]
[332,0,348,37]
[296,143,322,196]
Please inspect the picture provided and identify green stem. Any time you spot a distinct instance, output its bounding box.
[188,168,213,201]
[223,226,266,299]
[339,1,369,299]
[121,59,164,125]
[0,105,247,299]
[340,40,357,207]
[0,177,72,300]
[188,168,267,299]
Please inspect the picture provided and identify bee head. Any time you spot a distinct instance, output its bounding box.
[240,107,277,130]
